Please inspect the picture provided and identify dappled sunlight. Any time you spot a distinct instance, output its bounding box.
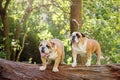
[0,0,120,64]
[37,30,53,40]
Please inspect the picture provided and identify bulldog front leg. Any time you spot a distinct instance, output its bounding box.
[52,57,61,72]
[39,57,47,71]
[72,51,77,67]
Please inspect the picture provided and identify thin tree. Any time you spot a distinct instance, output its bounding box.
[70,0,87,65]
[0,0,11,59]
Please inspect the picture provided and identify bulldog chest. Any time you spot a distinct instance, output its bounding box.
[72,43,87,57]
[48,52,58,60]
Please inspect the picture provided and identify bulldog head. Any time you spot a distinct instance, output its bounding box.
[71,32,85,44]
[38,40,56,57]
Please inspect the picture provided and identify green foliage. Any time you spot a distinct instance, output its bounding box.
[0,51,7,59]
[82,0,120,64]
[0,0,119,64]
[19,32,41,63]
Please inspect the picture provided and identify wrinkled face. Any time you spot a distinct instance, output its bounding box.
[71,32,85,44]
[38,40,53,57]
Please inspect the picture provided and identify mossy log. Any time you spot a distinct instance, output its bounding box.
[0,58,119,80]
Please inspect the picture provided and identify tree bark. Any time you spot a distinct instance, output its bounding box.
[13,0,34,61]
[0,58,119,80]
[14,0,52,61]
[70,0,82,33]
[0,0,11,59]
[14,0,52,40]
[14,0,34,40]
[70,0,87,65]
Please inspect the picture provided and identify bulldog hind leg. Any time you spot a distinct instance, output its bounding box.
[60,50,65,64]
[85,52,92,66]
[96,50,101,65]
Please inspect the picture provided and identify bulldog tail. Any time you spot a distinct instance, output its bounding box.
[100,56,104,60]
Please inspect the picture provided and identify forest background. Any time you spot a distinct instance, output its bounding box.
[0,0,120,65]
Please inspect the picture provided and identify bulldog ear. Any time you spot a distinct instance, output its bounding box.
[81,33,85,37]
[50,41,55,47]
[76,33,80,38]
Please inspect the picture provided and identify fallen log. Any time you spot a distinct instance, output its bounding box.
[0,58,119,80]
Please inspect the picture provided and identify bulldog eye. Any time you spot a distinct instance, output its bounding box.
[40,44,42,46]
[76,33,80,38]
[46,45,50,48]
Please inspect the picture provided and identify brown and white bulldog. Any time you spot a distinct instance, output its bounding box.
[71,32,104,67]
[38,39,65,72]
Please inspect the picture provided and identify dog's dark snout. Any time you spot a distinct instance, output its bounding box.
[72,36,75,40]
[72,36,75,43]
[41,47,45,53]
[72,36,75,39]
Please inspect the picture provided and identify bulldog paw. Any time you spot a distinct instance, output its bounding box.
[85,62,91,66]
[39,66,46,71]
[72,62,77,67]
[96,62,101,66]
[61,62,66,64]
[52,67,59,72]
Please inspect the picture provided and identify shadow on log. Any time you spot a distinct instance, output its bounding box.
[0,58,120,80]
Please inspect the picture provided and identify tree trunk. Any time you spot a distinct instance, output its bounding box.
[14,0,34,40]
[13,0,34,61]
[0,58,119,80]
[70,0,82,33]
[70,0,87,65]
[0,0,11,60]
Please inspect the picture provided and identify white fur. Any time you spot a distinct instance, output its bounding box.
[100,56,104,60]
[48,51,58,60]
[72,39,87,57]
[71,32,80,43]
[72,38,88,67]
[72,62,77,67]
[39,42,50,54]
[75,37,79,43]
[85,59,91,66]
[52,67,59,72]
[39,66,46,71]
[71,53,77,67]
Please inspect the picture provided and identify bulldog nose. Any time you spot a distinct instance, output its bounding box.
[72,36,75,42]
[41,47,45,53]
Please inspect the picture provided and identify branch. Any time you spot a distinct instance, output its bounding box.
[4,0,11,10]
[21,0,34,25]
[0,58,119,80]
[0,0,3,9]
[14,0,34,40]
[16,32,27,61]
[72,19,82,31]
[32,4,52,10]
